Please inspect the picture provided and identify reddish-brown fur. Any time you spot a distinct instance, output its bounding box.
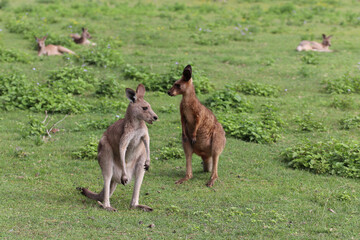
[168,65,226,187]
[70,27,96,46]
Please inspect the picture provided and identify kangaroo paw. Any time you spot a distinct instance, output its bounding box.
[175,177,190,185]
[132,204,153,212]
[97,201,117,212]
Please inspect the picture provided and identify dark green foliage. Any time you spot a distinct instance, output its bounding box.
[19,115,47,138]
[47,67,96,95]
[73,118,113,131]
[158,137,183,160]
[282,139,360,178]
[0,48,32,63]
[300,52,319,65]
[95,77,124,98]
[218,105,283,144]
[72,136,99,160]
[228,82,280,97]
[339,115,360,130]
[295,112,326,132]
[90,97,128,113]
[123,64,214,94]
[323,73,360,94]
[330,96,355,110]
[205,89,253,113]
[0,73,87,113]
[74,44,123,67]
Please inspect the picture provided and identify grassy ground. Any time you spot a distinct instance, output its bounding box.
[1,0,360,239]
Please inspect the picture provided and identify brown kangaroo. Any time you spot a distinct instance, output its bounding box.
[78,84,158,212]
[35,36,75,56]
[70,27,96,46]
[168,65,226,187]
[296,34,333,52]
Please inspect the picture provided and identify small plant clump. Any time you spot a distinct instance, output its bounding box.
[0,73,87,113]
[95,77,125,98]
[205,89,253,113]
[300,52,319,65]
[218,105,283,144]
[158,138,183,160]
[74,44,123,67]
[0,48,32,63]
[72,136,99,160]
[123,64,214,94]
[323,73,360,94]
[228,82,280,97]
[339,115,360,130]
[47,66,97,95]
[73,118,113,131]
[282,139,360,178]
[330,96,356,110]
[295,112,326,132]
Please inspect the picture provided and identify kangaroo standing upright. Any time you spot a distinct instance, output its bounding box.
[78,84,158,212]
[70,27,96,46]
[35,36,75,56]
[296,34,333,52]
[168,65,226,187]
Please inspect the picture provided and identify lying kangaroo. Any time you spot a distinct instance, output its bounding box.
[296,34,333,52]
[168,65,226,187]
[35,36,75,56]
[78,84,158,212]
[70,27,96,46]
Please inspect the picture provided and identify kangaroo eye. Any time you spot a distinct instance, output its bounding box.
[175,84,180,88]
[142,107,148,110]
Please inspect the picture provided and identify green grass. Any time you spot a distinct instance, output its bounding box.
[1,0,360,239]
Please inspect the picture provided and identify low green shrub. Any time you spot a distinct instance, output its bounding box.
[300,52,319,65]
[191,30,228,46]
[330,96,355,110]
[218,105,283,144]
[95,77,124,98]
[228,82,280,97]
[123,64,213,94]
[19,115,47,138]
[72,136,99,160]
[47,66,96,95]
[158,138,183,160]
[339,115,360,130]
[281,139,360,178]
[295,112,326,132]
[73,44,123,67]
[205,89,253,113]
[159,104,177,113]
[0,73,87,113]
[90,97,128,113]
[0,48,32,63]
[73,118,113,131]
[323,73,360,94]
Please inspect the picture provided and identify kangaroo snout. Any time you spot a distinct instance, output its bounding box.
[168,90,174,96]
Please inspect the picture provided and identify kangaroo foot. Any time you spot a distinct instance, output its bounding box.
[131,204,153,212]
[175,177,191,184]
[206,178,217,187]
[97,201,117,212]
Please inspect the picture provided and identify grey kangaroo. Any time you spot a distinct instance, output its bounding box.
[78,84,158,212]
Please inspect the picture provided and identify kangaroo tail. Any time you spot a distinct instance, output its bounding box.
[58,46,75,55]
[77,187,104,202]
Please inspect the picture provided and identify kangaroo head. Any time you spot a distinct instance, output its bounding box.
[35,36,47,49]
[322,34,333,47]
[82,27,92,39]
[126,84,158,124]
[168,64,193,96]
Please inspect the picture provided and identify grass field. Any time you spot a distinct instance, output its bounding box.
[1,0,360,239]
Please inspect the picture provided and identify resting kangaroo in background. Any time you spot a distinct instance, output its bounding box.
[78,84,158,212]
[296,34,333,52]
[168,65,226,187]
[70,27,96,46]
[35,36,75,56]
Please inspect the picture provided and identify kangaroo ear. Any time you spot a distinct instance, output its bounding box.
[82,27,85,31]
[35,37,39,42]
[126,88,137,103]
[136,84,146,99]
[183,65,192,82]
[42,36,47,40]
[322,34,326,39]
[327,35,333,39]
